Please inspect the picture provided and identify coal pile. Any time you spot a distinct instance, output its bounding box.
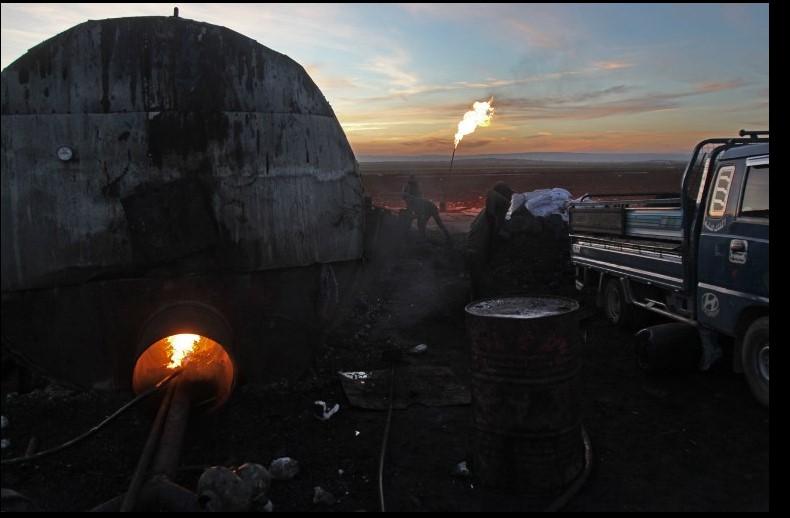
[478,208,576,300]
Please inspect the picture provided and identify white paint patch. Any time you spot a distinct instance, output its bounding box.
[701,292,720,317]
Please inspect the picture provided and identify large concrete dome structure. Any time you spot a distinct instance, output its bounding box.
[2,15,363,290]
[1,15,366,389]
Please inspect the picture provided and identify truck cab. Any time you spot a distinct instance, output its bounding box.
[696,144,769,403]
[568,131,769,406]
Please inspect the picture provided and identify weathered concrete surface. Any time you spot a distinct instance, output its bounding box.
[1,16,363,292]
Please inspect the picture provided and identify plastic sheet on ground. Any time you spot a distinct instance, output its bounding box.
[338,366,470,410]
[313,401,340,421]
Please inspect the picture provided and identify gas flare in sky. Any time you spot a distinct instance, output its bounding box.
[454,98,494,148]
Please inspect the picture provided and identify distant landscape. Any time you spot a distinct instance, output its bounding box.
[359,157,686,210]
[357,152,691,163]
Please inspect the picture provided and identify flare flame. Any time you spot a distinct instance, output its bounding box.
[454,98,494,148]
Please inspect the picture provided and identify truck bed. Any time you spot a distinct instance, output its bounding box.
[569,195,685,290]
[569,194,683,242]
[624,208,682,240]
[570,233,684,290]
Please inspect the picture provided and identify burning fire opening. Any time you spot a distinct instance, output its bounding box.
[166,333,200,368]
[133,333,235,410]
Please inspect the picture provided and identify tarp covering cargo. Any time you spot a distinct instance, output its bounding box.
[506,188,576,222]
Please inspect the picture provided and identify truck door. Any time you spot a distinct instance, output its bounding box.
[697,156,769,335]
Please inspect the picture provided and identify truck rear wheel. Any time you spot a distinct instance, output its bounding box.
[742,316,769,407]
[603,278,633,328]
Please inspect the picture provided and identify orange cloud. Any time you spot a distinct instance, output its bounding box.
[593,61,634,70]
[304,63,361,91]
[348,126,747,156]
[694,79,748,93]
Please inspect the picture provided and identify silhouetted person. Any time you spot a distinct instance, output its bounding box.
[466,181,514,298]
[402,193,452,245]
[400,174,452,245]
[402,174,422,200]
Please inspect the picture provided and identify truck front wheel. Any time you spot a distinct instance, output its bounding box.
[603,278,633,328]
[742,316,769,407]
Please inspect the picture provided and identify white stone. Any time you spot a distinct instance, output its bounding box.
[452,461,471,478]
[197,466,252,512]
[236,462,272,499]
[409,344,428,354]
[269,457,300,480]
[313,486,336,506]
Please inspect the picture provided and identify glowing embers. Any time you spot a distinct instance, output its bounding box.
[167,334,200,368]
[133,334,234,410]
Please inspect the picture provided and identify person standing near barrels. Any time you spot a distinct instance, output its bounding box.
[466,181,514,299]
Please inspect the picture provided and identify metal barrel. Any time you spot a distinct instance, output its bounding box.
[465,296,584,494]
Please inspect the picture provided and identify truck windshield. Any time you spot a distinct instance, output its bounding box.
[740,166,769,218]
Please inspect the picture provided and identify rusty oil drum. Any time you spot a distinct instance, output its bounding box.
[465,296,583,493]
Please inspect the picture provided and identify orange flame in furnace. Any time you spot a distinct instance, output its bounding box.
[166,334,200,368]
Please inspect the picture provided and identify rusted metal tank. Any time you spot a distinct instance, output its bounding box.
[1,15,364,389]
[465,296,584,493]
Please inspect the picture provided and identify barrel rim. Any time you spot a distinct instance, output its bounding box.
[465,295,580,320]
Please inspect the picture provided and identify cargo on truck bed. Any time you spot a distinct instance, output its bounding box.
[570,192,683,240]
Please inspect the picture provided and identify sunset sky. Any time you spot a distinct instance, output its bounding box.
[1,3,769,157]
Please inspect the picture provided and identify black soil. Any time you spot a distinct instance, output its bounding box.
[1,213,769,512]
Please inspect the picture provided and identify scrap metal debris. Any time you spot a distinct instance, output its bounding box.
[314,400,341,421]
[339,365,470,410]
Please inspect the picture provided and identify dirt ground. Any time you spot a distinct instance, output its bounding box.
[359,159,686,210]
[1,167,769,512]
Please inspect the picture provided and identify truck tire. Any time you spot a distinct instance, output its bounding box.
[742,317,769,407]
[603,278,633,328]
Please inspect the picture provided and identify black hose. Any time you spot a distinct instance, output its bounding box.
[1,370,182,466]
[544,425,593,512]
[378,366,396,513]
[120,379,178,512]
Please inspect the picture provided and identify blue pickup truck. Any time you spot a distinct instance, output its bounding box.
[568,131,769,406]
